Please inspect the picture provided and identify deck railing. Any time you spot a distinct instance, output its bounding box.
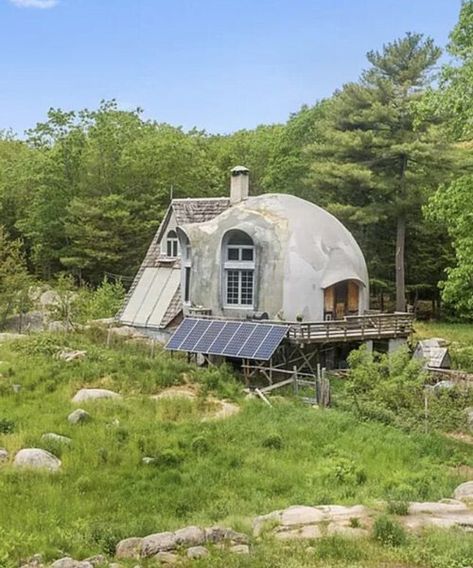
[287,312,414,343]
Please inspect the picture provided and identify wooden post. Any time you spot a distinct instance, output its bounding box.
[293,365,298,396]
[106,324,112,348]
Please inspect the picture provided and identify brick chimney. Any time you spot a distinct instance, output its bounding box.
[230,166,249,204]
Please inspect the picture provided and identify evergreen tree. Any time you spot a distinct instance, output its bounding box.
[306,33,453,311]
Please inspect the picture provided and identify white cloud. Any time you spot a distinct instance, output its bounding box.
[9,0,59,8]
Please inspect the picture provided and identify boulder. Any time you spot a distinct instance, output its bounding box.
[84,555,107,567]
[50,559,92,568]
[68,409,91,425]
[115,537,143,560]
[174,526,205,547]
[142,457,157,465]
[229,544,250,554]
[72,388,121,403]
[58,349,87,362]
[41,433,72,446]
[13,448,61,472]
[186,546,208,559]
[0,448,8,464]
[454,481,473,502]
[154,551,179,565]
[204,526,248,544]
[141,532,177,557]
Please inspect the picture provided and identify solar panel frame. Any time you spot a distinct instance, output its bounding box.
[166,318,289,361]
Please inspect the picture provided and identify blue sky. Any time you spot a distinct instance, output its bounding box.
[0,0,462,135]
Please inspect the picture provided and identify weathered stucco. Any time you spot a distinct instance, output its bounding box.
[180,193,369,322]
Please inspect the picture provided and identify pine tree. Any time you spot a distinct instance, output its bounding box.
[307,33,453,311]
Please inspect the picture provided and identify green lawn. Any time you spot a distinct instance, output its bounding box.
[0,330,472,566]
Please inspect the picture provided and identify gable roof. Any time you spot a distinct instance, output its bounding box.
[117,196,230,329]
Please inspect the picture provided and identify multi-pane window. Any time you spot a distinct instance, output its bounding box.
[224,230,255,307]
[166,230,179,258]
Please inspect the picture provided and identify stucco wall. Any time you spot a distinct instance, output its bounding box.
[180,194,369,322]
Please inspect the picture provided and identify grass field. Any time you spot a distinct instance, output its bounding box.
[0,326,472,566]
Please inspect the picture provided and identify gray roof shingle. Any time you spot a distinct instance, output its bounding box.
[172,197,230,225]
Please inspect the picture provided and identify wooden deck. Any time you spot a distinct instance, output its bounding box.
[287,312,414,344]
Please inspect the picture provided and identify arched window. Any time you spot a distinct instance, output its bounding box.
[223,230,255,307]
[166,230,179,258]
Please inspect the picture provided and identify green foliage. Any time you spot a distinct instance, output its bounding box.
[386,500,409,516]
[75,278,126,323]
[373,514,407,547]
[427,175,473,318]
[262,433,283,450]
[0,226,32,327]
[0,329,470,563]
[0,418,15,434]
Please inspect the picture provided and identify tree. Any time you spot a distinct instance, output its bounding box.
[307,33,452,311]
[425,1,473,317]
[0,227,31,327]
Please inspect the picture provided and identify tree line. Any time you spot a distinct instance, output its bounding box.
[1,1,473,319]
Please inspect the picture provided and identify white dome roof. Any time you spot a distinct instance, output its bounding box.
[231,193,368,289]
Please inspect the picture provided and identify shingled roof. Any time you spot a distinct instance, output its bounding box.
[172,197,230,225]
[117,196,230,328]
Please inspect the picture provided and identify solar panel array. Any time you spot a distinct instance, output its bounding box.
[166,318,289,360]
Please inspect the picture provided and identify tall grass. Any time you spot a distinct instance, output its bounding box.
[0,330,472,564]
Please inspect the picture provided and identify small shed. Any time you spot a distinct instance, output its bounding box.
[413,338,451,369]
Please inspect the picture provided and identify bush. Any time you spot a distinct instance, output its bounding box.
[262,434,283,450]
[0,418,15,434]
[373,514,406,547]
[387,500,409,516]
[191,435,210,454]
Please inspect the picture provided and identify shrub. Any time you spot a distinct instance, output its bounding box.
[387,500,409,516]
[373,514,406,547]
[0,418,15,434]
[262,434,283,450]
[156,449,183,467]
[191,435,210,454]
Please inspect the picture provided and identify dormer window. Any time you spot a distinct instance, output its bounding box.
[223,230,255,307]
[166,230,179,258]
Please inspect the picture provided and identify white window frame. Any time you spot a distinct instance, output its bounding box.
[165,230,179,258]
[224,238,255,308]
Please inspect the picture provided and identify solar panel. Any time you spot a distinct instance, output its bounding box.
[194,320,226,353]
[208,321,241,355]
[166,318,198,350]
[179,319,212,351]
[166,318,288,361]
[237,324,272,358]
[254,326,289,360]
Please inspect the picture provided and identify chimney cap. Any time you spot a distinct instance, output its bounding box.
[231,165,249,176]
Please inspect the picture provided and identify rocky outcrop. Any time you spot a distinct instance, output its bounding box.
[253,504,369,539]
[116,525,249,560]
[72,389,121,404]
[402,499,473,531]
[50,559,92,568]
[115,537,142,560]
[13,449,61,472]
[454,481,473,502]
